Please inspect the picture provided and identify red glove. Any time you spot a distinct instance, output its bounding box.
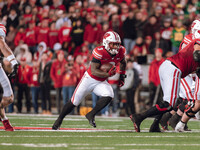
[108,66,116,77]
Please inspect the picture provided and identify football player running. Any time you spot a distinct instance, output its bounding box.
[0,24,19,131]
[52,31,127,130]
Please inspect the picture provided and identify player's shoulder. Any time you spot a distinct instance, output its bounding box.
[0,23,6,38]
[92,46,105,60]
[184,33,193,42]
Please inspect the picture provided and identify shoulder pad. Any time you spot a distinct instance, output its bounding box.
[92,46,103,60]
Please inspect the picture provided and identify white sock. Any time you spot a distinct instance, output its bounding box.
[1,116,8,121]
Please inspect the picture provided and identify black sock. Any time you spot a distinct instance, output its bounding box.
[88,97,112,117]
[58,101,75,120]
[140,106,160,120]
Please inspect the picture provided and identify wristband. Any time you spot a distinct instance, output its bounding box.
[10,59,18,67]
[119,70,126,75]
[7,54,15,61]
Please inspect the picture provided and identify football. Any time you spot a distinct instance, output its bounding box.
[100,63,113,72]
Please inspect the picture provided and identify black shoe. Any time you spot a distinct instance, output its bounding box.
[159,113,171,131]
[85,113,96,128]
[52,118,63,130]
[184,124,191,131]
[130,114,142,132]
[168,113,181,130]
[149,119,162,132]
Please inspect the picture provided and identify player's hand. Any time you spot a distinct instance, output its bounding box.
[196,67,200,78]
[118,74,126,87]
[108,66,116,77]
[8,63,19,78]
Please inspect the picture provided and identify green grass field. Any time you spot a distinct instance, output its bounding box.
[0,114,200,150]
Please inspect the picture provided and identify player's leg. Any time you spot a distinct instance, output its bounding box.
[176,77,200,132]
[130,60,181,132]
[86,80,114,127]
[52,72,95,130]
[0,66,14,131]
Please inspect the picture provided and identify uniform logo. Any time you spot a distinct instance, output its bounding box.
[97,47,103,50]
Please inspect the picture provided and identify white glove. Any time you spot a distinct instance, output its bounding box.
[175,121,185,132]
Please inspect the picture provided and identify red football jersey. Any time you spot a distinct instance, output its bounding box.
[179,33,193,50]
[87,46,126,81]
[168,40,200,78]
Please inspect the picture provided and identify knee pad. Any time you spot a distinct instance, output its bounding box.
[174,97,183,111]
[178,99,188,113]
[185,106,198,118]
[156,101,173,112]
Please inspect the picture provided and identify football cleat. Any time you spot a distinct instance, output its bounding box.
[184,124,191,131]
[130,114,142,132]
[168,113,181,130]
[149,119,162,132]
[159,112,171,131]
[175,121,185,132]
[2,119,14,131]
[85,113,96,128]
[52,118,63,130]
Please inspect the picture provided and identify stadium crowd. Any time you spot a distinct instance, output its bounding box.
[0,0,200,116]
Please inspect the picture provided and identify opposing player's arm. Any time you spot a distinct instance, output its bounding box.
[0,36,14,57]
[91,57,110,78]
[193,41,200,62]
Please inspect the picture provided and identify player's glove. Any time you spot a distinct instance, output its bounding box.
[196,67,200,78]
[108,66,116,77]
[118,71,126,87]
[8,63,19,78]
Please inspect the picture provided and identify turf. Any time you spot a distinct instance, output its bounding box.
[0,114,200,150]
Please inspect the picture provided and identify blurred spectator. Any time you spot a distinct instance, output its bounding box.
[15,44,32,65]
[61,55,77,106]
[58,19,72,52]
[71,19,84,48]
[5,25,16,50]
[1,0,19,17]
[14,25,25,47]
[50,50,66,113]
[24,20,37,55]
[16,58,31,113]
[23,5,32,24]
[48,21,59,50]
[74,55,86,84]
[34,42,47,62]
[159,18,173,55]
[134,10,147,37]
[143,15,160,39]
[170,20,186,54]
[120,59,140,116]
[130,37,148,57]
[26,58,40,114]
[174,4,184,16]
[122,11,137,54]
[50,0,66,11]
[148,48,164,106]
[38,51,52,115]
[36,18,49,46]
[149,32,165,55]
[84,16,102,51]
[109,14,123,37]
[6,8,19,32]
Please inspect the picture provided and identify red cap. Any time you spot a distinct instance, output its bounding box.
[145,36,152,40]
[57,50,64,55]
[155,48,163,53]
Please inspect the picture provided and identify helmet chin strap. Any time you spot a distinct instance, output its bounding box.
[109,49,118,55]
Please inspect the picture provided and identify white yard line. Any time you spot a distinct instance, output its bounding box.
[116,144,200,146]
[1,135,200,138]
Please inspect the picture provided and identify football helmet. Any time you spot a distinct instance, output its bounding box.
[191,19,200,39]
[0,23,6,38]
[103,31,121,55]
